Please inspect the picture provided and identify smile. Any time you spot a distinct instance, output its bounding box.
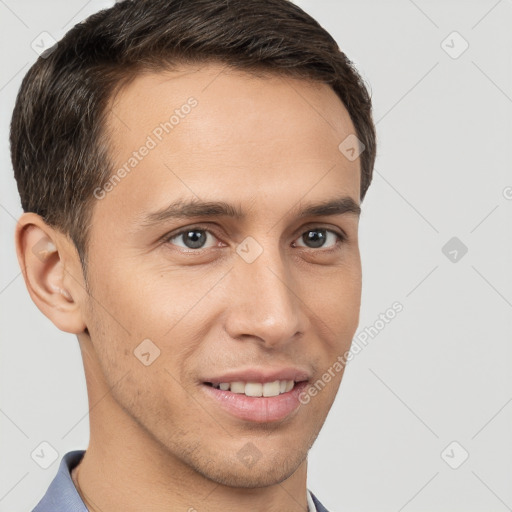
[204,380,295,397]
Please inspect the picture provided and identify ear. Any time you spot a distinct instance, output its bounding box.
[15,213,88,334]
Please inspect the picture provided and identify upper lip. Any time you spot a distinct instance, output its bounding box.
[203,366,311,384]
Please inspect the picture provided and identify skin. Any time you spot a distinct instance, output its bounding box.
[16,62,362,512]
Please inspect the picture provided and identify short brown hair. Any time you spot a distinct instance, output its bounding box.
[10,0,376,276]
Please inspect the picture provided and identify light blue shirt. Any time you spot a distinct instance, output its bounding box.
[31,450,328,512]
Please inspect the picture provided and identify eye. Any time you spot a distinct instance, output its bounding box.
[293,228,346,250]
[165,227,219,250]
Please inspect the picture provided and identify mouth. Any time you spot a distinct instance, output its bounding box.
[200,371,310,423]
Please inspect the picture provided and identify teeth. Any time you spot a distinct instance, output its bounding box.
[211,380,295,397]
[245,382,263,397]
[263,381,280,397]
[230,381,245,394]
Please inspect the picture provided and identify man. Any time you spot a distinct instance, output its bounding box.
[11,0,376,510]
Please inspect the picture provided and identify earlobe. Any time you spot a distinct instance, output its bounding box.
[15,213,88,334]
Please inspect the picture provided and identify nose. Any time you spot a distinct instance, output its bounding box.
[223,240,309,349]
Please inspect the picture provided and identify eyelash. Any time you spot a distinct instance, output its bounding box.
[162,225,347,253]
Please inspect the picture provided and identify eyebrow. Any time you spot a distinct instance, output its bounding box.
[140,195,361,227]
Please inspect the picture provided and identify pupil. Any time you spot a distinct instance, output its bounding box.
[184,230,206,249]
[305,229,326,248]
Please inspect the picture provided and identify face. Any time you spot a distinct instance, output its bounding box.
[81,63,362,487]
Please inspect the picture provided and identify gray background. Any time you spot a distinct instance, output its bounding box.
[1,1,511,511]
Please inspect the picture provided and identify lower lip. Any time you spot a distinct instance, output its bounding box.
[201,381,308,423]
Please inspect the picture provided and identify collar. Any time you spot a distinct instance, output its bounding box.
[31,450,87,512]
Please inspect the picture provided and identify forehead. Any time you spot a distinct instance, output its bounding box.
[108,63,356,144]
[95,63,360,231]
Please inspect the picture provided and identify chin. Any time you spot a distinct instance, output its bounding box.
[187,444,309,489]
[201,460,301,489]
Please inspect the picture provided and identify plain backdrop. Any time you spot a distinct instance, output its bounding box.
[1,1,511,511]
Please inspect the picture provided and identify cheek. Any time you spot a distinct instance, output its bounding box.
[84,263,210,394]
[86,260,170,342]
[303,261,362,341]
[82,264,159,380]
